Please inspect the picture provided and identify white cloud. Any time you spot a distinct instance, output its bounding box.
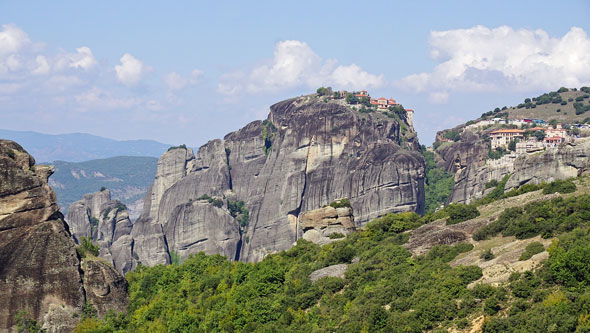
[398,26,590,96]
[75,87,141,111]
[218,40,384,95]
[68,47,97,70]
[115,53,146,86]
[165,69,202,91]
[0,24,30,56]
[32,55,50,75]
[429,91,449,104]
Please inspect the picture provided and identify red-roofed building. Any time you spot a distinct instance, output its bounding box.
[489,129,525,149]
[388,98,397,105]
[354,90,369,98]
[544,136,565,147]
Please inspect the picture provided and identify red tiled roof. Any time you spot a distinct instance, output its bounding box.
[489,129,525,134]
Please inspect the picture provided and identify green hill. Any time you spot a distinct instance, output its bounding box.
[72,173,590,332]
[49,156,157,216]
[483,86,590,123]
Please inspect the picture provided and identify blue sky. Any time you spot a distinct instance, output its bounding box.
[1,1,590,146]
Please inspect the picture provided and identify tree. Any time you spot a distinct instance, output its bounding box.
[346,93,358,105]
[508,139,517,152]
[534,130,546,141]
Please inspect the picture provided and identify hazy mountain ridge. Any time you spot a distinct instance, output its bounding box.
[0,129,170,162]
[49,156,157,219]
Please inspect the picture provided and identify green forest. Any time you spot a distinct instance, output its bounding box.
[72,183,590,332]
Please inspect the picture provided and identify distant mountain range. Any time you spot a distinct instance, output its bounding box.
[0,129,171,163]
[49,156,158,219]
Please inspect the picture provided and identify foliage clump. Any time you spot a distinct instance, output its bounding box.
[443,203,480,225]
[228,200,249,227]
[474,194,590,241]
[422,147,454,214]
[77,236,99,258]
[329,198,351,209]
[167,144,187,151]
[542,179,576,194]
[197,194,224,208]
[519,242,545,261]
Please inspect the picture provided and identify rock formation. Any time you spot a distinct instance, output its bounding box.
[65,189,137,273]
[435,128,590,204]
[0,140,128,331]
[299,201,355,245]
[505,138,590,190]
[131,94,425,264]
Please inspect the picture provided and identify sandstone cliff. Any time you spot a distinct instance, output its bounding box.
[65,189,137,273]
[0,140,128,332]
[436,129,590,204]
[132,95,425,264]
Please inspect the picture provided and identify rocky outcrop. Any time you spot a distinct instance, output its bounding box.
[299,202,355,245]
[437,132,590,204]
[65,189,137,273]
[505,138,590,190]
[309,264,348,282]
[131,95,424,264]
[82,260,128,317]
[0,140,128,331]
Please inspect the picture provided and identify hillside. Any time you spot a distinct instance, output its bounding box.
[426,87,590,207]
[50,156,157,219]
[0,129,170,162]
[75,173,590,332]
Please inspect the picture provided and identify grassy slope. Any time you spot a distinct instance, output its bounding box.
[507,90,590,123]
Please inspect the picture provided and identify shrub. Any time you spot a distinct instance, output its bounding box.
[480,249,495,261]
[328,232,345,239]
[443,130,461,142]
[519,242,545,260]
[329,198,351,208]
[6,149,15,159]
[557,87,569,93]
[445,203,480,225]
[100,186,107,191]
[77,236,99,258]
[542,179,576,194]
[167,144,187,151]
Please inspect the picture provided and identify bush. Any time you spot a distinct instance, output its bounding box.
[100,186,107,191]
[6,149,15,159]
[557,87,569,93]
[542,179,576,195]
[519,242,545,261]
[329,198,351,208]
[167,144,187,151]
[443,130,461,142]
[445,203,480,225]
[480,249,495,261]
[77,236,99,258]
[328,232,345,239]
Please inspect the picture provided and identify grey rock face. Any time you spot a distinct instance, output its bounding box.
[65,189,137,273]
[505,138,590,190]
[164,200,241,261]
[438,132,590,204]
[132,95,425,265]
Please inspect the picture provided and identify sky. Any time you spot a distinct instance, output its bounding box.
[1,1,590,146]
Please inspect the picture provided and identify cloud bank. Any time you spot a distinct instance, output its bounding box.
[218,40,384,95]
[398,26,590,103]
